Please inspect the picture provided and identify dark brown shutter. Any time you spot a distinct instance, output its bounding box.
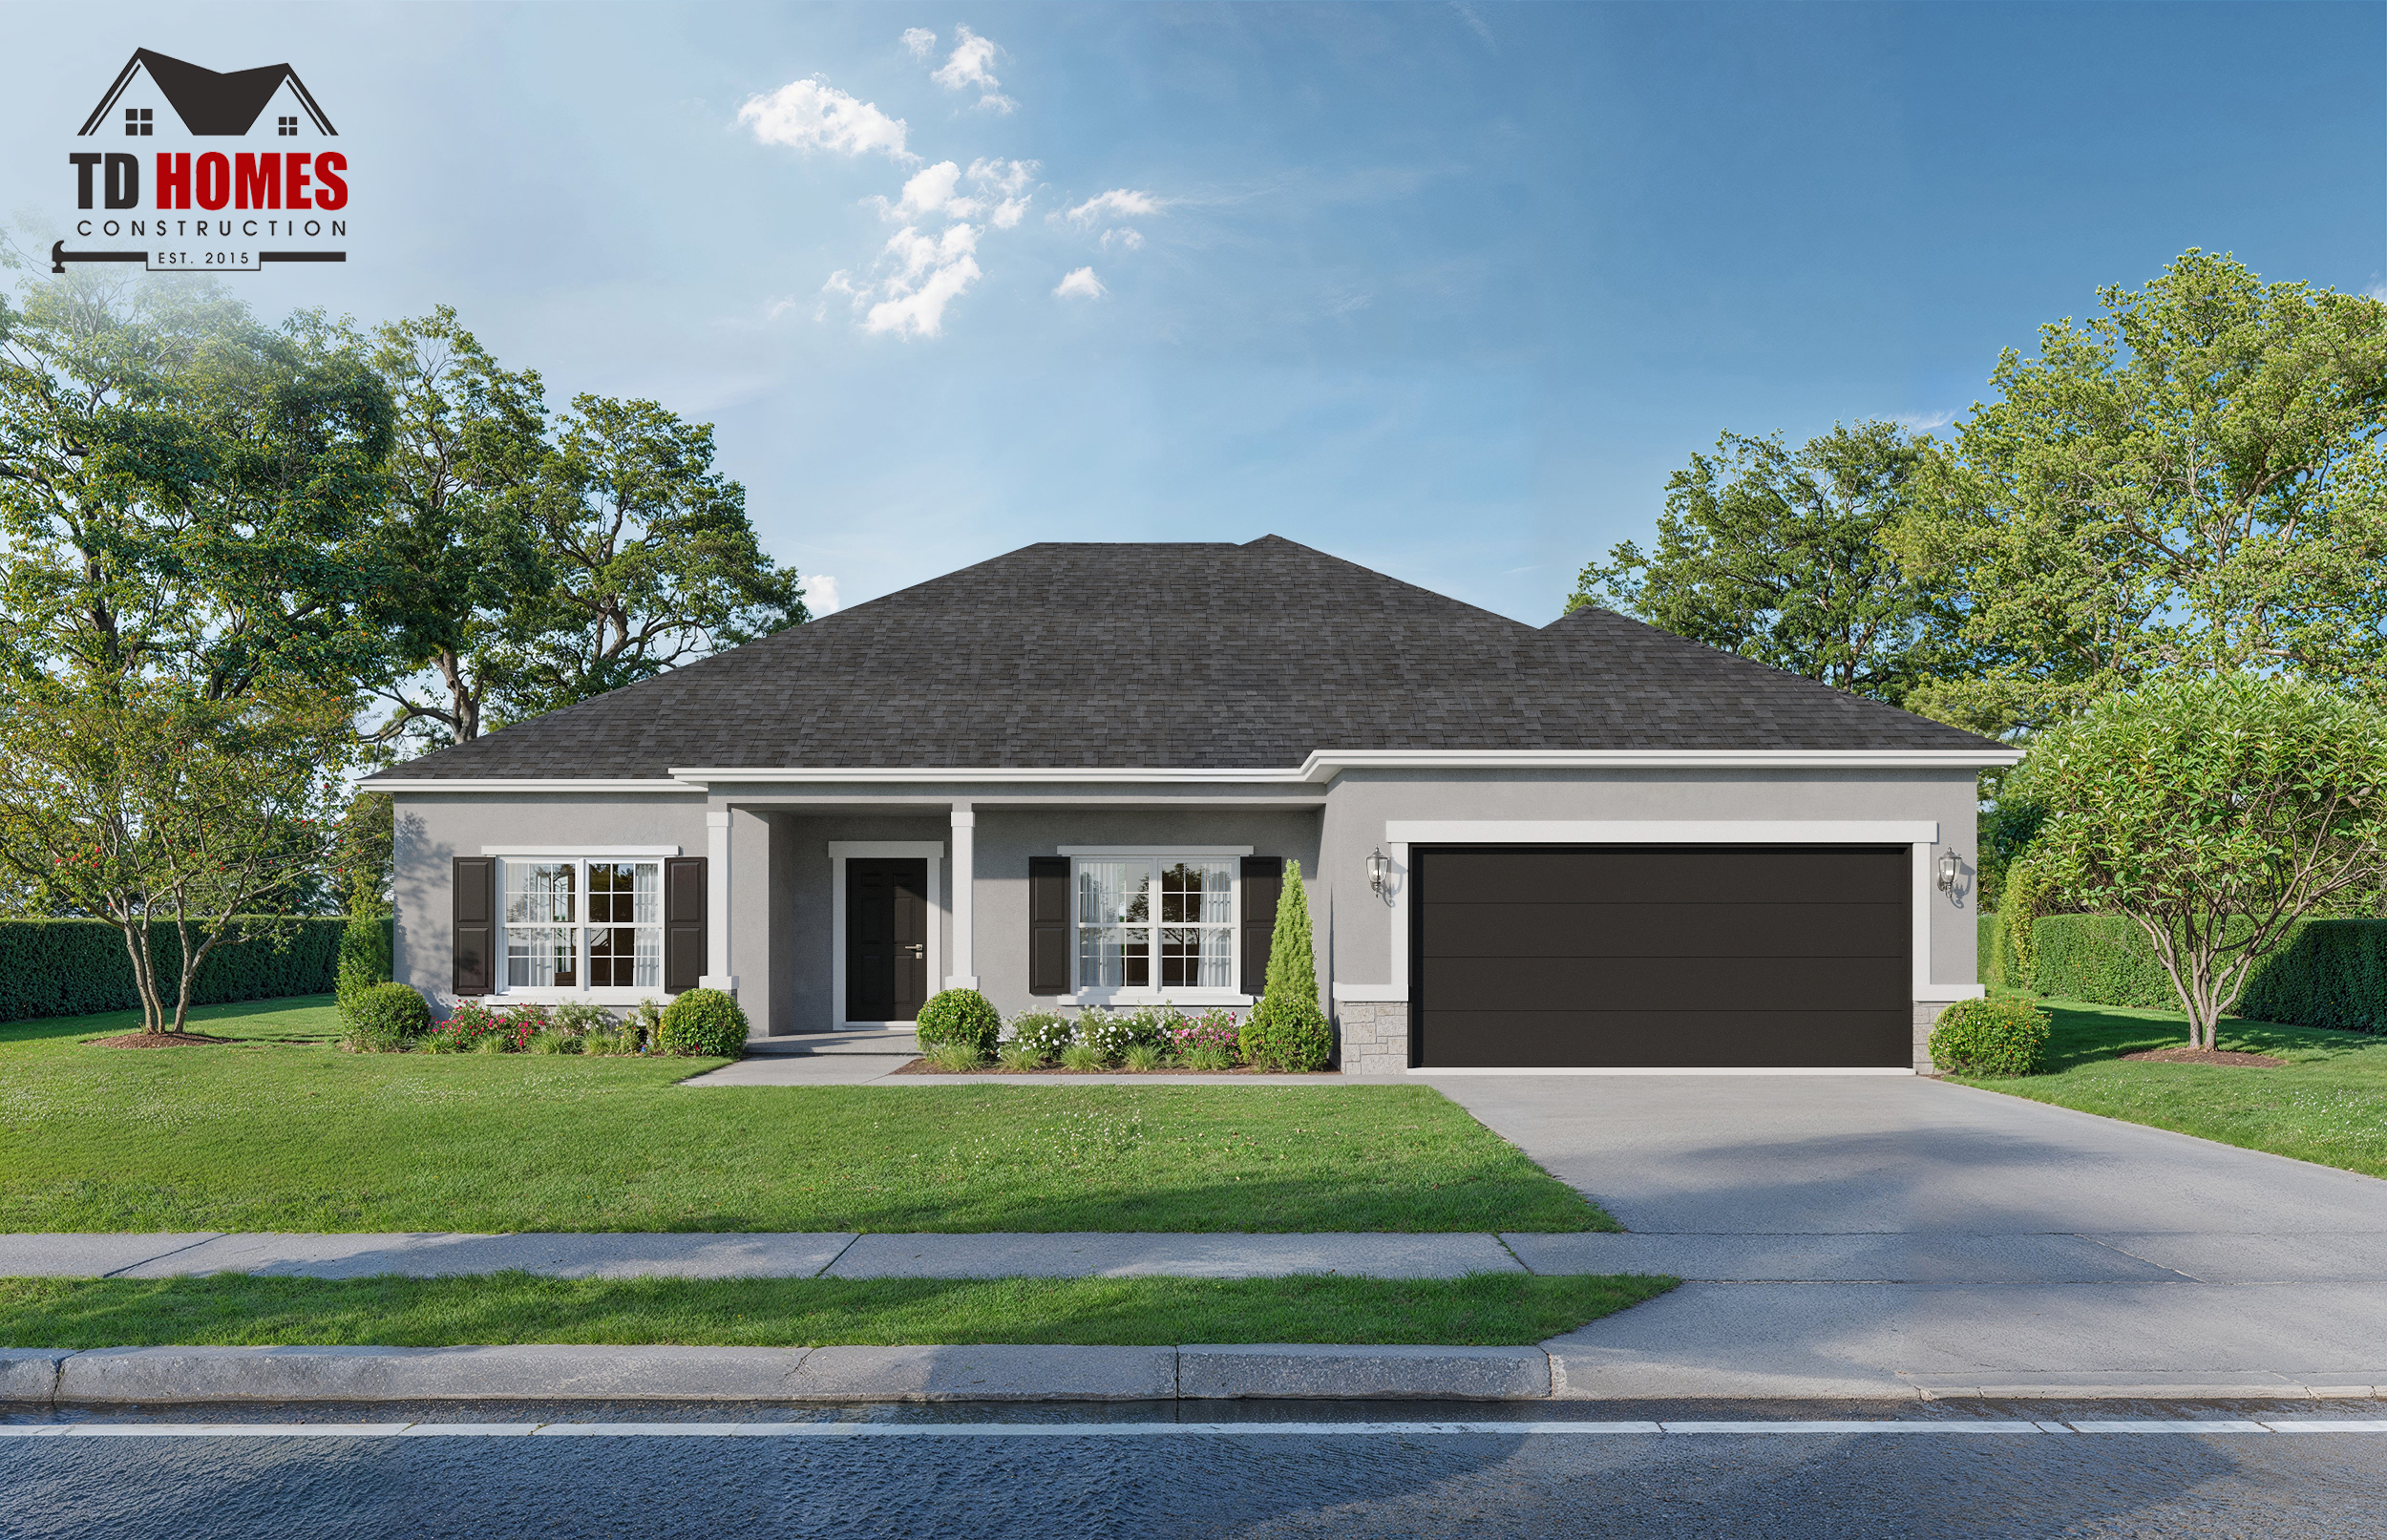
[1240,856,1282,998]
[665,856,708,992]
[452,856,495,996]
[1028,856,1070,995]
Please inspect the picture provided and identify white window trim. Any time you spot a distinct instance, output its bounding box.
[492,855,668,1001]
[480,845,682,857]
[1067,853,1244,1007]
[1056,845,1254,856]
[828,841,945,1030]
[1361,819,1982,1006]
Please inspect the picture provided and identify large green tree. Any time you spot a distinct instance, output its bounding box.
[1891,250,2387,736]
[359,306,550,747]
[0,274,396,705]
[1570,421,1957,705]
[491,394,807,720]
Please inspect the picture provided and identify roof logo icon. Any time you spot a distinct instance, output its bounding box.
[78,48,336,137]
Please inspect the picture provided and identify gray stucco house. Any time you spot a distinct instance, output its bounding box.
[366,537,2018,1072]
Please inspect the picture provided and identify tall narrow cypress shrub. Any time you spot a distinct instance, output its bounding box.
[1241,858,1330,1070]
[335,913,392,1008]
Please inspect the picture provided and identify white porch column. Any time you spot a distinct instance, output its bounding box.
[700,809,736,994]
[946,801,978,990]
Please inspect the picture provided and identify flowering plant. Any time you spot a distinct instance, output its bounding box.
[1168,1009,1241,1061]
[422,1000,542,1054]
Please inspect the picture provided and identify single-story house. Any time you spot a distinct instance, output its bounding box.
[367,537,2018,1073]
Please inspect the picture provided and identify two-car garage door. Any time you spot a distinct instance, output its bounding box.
[1411,846,1911,1069]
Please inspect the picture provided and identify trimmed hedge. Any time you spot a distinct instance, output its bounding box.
[657,988,749,1058]
[1981,912,2387,1033]
[915,989,1001,1056]
[0,918,351,1023]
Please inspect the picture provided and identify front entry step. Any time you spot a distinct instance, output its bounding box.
[749,1031,919,1057]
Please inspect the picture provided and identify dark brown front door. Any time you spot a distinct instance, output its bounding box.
[1412,845,1911,1068]
[848,858,929,1022]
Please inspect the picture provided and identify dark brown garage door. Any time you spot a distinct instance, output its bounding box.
[1411,846,1910,1068]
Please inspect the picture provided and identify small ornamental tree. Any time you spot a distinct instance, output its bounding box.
[0,684,349,1035]
[2020,674,2387,1049]
[1242,858,1330,1070]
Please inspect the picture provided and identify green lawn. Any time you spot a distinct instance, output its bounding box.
[1954,999,2387,1178]
[0,1271,1672,1349]
[0,996,1608,1234]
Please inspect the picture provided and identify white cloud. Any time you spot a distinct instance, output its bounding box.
[976,93,1018,115]
[875,159,964,221]
[933,25,1002,91]
[970,158,1034,197]
[826,222,984,338]
[738,77,914,161]
[1893,410,1958,433]
[900,28,937,59]
[1062,188,1163,226]
[1053,266,1107,300]
[804,575,843,615]
[1100,227,1143,251]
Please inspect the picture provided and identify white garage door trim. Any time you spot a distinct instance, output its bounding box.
[1341,819,1981,1074]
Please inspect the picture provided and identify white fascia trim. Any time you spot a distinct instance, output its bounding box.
[1057,846,1254,856]
[676,767,1305,785]
[1332,983,1408,1002]
[1414,1066,1920,1077]
[1383,820,1938,845]
[480,845,682,857]
[364,778,701,793]
[1302,749,2019,782]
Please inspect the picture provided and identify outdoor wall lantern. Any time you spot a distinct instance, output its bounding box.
[1367,846,1391,897]
[1936,848,1960,894]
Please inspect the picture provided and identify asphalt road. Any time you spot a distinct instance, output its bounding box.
[7,1402,2385,1538]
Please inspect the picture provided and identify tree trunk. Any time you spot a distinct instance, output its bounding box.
[115,912,167,1034]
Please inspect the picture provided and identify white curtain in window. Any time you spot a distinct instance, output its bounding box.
[506,862,575,924]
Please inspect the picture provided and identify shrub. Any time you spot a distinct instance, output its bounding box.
[1242,858,1331,1071]
[1059,1042,1107,1072]
[334,913,392,1008]
[997,1039,1046,1071]
[340,981,430,1052]
[1008,1011,1072,1061]
[526,1030,579,1055]
[1121,1042,1165,1072]
[1077,1007,1139,1062]
[1929,997,2052,1077]
[915,989,1001,1055]
[926,1039,984,1072]
[1115,1007,1176,1052]
[656,988,748,1057]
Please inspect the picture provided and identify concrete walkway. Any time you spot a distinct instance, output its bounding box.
[1421,1073,2387,1399]
[1,1231,1520,1281]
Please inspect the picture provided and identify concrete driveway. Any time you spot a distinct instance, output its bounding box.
[1426,1075,2387,1400]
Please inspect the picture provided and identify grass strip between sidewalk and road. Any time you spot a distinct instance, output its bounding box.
[0,1272,1677,1350]
[0,996,1610,1234]
[1954,999,2387,1178]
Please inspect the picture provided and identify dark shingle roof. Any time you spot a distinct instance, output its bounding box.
[377,536,2000,780]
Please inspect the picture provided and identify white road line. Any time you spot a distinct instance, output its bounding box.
[5,1419,2384,1440]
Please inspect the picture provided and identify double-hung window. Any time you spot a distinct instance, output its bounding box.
[500,858,662,993]
[1074,856,1236,999]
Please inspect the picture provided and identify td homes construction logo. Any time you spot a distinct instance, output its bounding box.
[53,48,349,276]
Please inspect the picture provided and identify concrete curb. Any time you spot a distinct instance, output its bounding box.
[1181,1344,1551,1400]
[7,1344,2380,1406]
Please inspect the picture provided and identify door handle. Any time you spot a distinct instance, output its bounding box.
[903,944,924,957]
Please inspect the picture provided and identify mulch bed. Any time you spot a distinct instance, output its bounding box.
[893,1057,1315,1076]
[2120,1045,2287,1068]
[87,1031,237,1049]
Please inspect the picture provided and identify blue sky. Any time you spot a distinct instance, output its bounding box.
[3,2,2380,622]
